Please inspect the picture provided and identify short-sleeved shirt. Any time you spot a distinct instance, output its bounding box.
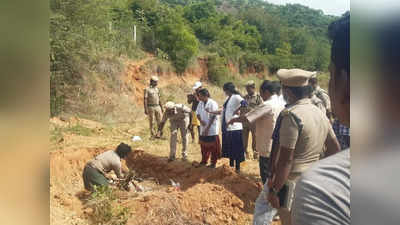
[245,95,284,157]
[311,95,327,115]
[292,149,350,225]
[314,86,331,112]
[88,150,123,178]
[144,86,160,106]
[224,94,244,131]
[279,98,334,174]
[242,93,263,114]
[161,104,191,123]
[196,98,219,136]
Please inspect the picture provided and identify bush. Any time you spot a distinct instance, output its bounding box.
[207,54,230,86]
[239,52,269,74]
[156,20,199,74]
[50,0,141,116]
[86,186,130,225]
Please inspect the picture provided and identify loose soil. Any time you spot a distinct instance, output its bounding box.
[50,147,280,225]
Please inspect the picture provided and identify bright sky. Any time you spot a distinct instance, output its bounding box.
[265,0,350,16]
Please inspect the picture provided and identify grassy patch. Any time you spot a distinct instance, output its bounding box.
[50,124,95,144]
[86,186,131,225]
[66,124,94,136]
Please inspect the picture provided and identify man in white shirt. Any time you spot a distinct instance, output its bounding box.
[196,88,221,168]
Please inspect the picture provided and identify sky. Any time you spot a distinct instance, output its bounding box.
[265,0,350,16]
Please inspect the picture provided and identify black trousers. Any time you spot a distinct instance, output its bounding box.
[259,156,270,184]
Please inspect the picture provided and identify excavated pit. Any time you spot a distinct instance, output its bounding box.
[50,148,272,225]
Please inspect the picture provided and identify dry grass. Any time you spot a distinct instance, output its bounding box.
[141,196,204,225]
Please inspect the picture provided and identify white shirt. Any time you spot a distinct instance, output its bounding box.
[245,95,285,157]
[224,94,244,131]
[277,94,287,107]
[196,98,219,136]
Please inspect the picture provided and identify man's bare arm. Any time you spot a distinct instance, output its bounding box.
[271,146,294,190]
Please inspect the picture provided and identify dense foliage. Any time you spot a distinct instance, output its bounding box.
[50,0,340,115]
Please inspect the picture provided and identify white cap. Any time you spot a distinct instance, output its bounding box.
[165,101,175,109]
[193,81,202,90]
[151,76,159,81]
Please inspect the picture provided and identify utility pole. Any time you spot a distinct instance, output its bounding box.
[133,25,137,44]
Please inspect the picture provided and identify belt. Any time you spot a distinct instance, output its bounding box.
[147,104,160,107]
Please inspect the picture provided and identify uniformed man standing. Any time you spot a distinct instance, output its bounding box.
[157,101,191,162]
[309,74,332,119]
[144,76,163,137]
[309,85,327,115]
[242,80,263,160]
[187,81,202,142]
[253,69,340,225]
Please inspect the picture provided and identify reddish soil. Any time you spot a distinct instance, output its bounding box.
[123,56,207,105]
[50,148,279,225]
[125,150,262,224]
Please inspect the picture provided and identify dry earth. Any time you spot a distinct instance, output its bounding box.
[50,56,281,225]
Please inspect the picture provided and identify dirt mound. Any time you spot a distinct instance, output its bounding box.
[125,150,261,224]
[51,148,278,225]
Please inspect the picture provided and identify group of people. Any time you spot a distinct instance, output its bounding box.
[82,14,350,225]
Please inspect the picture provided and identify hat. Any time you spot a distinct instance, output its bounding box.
[277,69,317,87]
[245,80,255,87]
[151,76,159,81]
[310,72,318,79]
[165,101,175,109]
[193,81,202,90]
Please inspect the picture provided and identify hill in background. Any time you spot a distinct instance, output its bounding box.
[50,0,341,120]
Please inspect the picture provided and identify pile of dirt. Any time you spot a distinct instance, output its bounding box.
[51,148,278,225]
[125,150,261,225]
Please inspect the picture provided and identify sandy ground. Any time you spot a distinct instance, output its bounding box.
[50,56,281,225]
[50,115,281,225]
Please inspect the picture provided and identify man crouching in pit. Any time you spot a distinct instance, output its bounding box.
[82,143,132,191]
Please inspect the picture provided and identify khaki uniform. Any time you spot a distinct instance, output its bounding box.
[145,86,162,136]
[160,104,191,160]
[314,86,331,113]
[310,94,327,115]
[242,93,263,158]
[277,98,335,225]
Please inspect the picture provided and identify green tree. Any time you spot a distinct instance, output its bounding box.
[183,0,217,23]
[274,42,293,69]
[156,17,199,73]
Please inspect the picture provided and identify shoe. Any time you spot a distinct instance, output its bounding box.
[207,164,216,168]
[235,169,240,174]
